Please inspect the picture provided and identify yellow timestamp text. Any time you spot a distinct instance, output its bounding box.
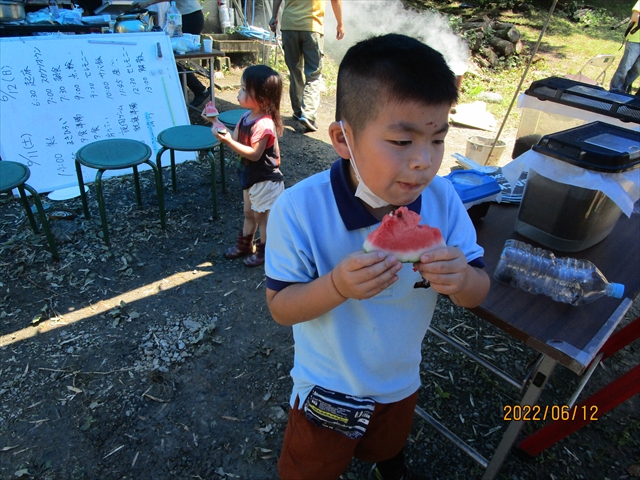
[503,404,599,422]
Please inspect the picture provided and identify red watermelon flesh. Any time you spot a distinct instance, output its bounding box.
[362,206,445,262]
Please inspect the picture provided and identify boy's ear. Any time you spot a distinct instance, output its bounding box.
[328,121,351,159]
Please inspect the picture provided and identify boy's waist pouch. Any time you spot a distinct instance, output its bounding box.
[302,385,374,440]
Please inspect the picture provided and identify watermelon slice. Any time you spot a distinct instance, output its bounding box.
[362,206,445,262]
[204,101,219,117]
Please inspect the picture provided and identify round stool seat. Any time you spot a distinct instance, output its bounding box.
[76,139,152,169]
[218,109,248,129]
[0,161,31,192]
[157,125,220,151]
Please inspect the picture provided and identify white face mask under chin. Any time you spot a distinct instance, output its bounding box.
[339,121,390,209]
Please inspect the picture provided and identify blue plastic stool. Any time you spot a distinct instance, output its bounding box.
[75,139,165,246]
[156,125,225,219]
[218,109,249,130]
[0,161,59,259]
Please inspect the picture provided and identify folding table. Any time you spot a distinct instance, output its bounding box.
[417,203,640,479]
[174,48,224,107]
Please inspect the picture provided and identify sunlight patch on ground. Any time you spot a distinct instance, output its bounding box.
[0,263,214,348]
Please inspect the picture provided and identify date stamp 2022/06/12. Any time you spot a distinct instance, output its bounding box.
[503,405,599,422]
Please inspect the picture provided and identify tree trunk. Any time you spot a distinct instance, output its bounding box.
[461,20,491,32]
[493,21,515,30]
[480,46,499,67]
[467,29,485,51]
[496,27,520,43]
[514,39,524,55]
[488,37,515,57]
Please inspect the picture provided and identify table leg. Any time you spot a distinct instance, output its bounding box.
[518,363,640,457]
[181,70,188,103]
[481,355,557,480]
[208,58,215,102]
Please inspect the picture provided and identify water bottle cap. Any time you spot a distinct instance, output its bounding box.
[609,283,625,299]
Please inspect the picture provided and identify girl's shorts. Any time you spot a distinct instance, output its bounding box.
[248,180,284,213]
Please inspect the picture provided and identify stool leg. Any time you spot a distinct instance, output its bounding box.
[133,166,142,207]
[145,160,166,229]
[155,146,168,189]
[76,160,91,219]
[208,150,218,219]
[170,149,177,192]
[219,144,227,193]
[95,170,110,246]
[16,185,40,233]
[23,184,59,260]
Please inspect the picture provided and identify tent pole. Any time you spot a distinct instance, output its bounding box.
[486,0,559,160]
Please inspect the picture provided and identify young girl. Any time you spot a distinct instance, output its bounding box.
[207,65,284,267]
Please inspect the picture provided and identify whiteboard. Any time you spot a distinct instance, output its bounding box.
[0,32,194,193]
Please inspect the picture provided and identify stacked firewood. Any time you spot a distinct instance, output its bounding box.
[460,15,525,67]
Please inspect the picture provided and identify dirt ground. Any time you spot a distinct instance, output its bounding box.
[1,67,638,480]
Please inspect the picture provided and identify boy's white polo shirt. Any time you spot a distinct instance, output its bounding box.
[266,159,484,407]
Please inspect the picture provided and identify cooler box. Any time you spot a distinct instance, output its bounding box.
[444,170,501,222]
[512,76,640,158]
[515,121,640,252]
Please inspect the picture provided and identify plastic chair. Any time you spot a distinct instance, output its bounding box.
[75,139,165,246]
[0,161,59,259]
[564,54,616,86]
[155,125,225,219]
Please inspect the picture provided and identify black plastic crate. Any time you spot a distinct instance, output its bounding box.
[532,121,640,172]
[524,76,640,124]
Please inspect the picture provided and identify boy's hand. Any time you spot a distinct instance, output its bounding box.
[412,246,470,296]
[331,251,402,300]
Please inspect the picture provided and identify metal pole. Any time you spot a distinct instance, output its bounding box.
[486,0,560,161]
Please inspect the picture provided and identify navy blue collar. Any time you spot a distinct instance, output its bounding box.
[329,159,422,231]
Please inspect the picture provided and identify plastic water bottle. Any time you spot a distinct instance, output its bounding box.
[48,0,60,20]
[164,1,183,37]
[494,239,624,306]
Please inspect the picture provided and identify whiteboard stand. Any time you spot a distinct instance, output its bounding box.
[0,32,193,194]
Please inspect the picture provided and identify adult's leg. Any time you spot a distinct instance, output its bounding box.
[299,31,324,122]
[623,55,640,93]
[609,41,640,92]
[281,30,304,119]
[181,9,206,96]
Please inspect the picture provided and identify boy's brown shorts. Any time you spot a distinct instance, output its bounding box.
[277,390,418,480]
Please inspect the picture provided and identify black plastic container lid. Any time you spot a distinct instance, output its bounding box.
[524,76,640,124]
[532,121,640,172]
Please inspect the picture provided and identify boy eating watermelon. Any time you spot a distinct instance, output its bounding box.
[265,33,490,480]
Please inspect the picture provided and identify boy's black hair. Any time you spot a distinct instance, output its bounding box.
[243,64,283,136]
[336,33,458,136]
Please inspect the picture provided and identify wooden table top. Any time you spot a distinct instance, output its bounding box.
[470,203,640,374]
